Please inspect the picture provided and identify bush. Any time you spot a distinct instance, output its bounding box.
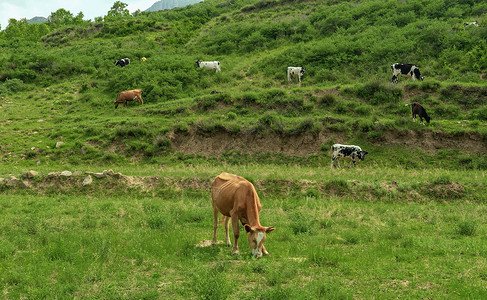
[318,94,336,107]
[469,106,487,121]
[457,220,477,236]
[0,79,26,95]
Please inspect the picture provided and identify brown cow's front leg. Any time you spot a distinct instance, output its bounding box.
[230,214,240,255]
[224,216,231,247]
[212,207,219,246]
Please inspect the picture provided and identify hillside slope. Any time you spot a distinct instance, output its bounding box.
[0,0,486,170]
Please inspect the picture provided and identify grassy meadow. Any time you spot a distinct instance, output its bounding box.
[1,165,487,299]
[1,0,487,298]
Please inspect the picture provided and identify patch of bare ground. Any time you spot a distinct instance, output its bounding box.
[167,126,486,157]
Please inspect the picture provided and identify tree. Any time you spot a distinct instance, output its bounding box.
[48,9,74,28]
[107,1,130,18]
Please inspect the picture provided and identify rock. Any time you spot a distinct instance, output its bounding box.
[103,169,115,176]
[19,181,32,189]
[55,141,65,148]
[83,175,93,186]
[60,171,72,177]
[6,176,19,187]
[48,172,59,177]
[26,170,38,178]
[73,171,83,176]
[92,172,106,178]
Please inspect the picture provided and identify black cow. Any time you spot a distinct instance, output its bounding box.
[115,58,130,67]
[407,102,431,125]
[391,63,424,83]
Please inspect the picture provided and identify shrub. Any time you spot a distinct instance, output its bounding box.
[318,94,335,107]
[355,104,372,116]
[469,106,487,121]
[433,103,460,119]
[457,220,477,236]
[0,78,26,95]
[289,211,317,235]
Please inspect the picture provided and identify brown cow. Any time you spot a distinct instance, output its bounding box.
[114,89,143,108]
[211,172,275,258]
[406,102,431,125]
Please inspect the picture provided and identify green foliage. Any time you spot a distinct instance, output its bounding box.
[457,220,477,236]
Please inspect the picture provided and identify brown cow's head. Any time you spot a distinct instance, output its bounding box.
[244,225,275,258]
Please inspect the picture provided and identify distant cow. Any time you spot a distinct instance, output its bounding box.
[331,144,368,168]
[464,21,479,28]
[287,66,305,83]
[114,89,143,108]
[391,63,423,83]
[196,60,221,72]
[407,102,431,125]
[211,172,275,258]
[115,58,130,67]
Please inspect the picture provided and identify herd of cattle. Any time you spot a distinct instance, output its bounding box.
[112,56,438,258]
[112,21,476,258]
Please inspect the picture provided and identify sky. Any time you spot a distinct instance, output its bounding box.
[0,0,157,30]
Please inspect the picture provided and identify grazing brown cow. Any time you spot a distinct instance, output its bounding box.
[114,89,143,108]
[211,172,275,258]
[407,102,431,125]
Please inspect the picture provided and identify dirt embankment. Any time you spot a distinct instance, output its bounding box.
[167,127,487,157]
[0,170,477,203]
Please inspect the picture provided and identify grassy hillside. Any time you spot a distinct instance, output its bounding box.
[1,1,487,298]
[0,0,486,171]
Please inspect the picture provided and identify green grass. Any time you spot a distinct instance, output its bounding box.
[1,174,486,298]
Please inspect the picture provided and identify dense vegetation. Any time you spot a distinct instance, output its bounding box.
[0,0,487,298]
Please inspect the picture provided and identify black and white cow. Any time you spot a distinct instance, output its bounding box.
[391,63,423,84]
[407,102,431,125]
[331,144,368,168]
[287,67,305,83]
[196,60,221,72]
[115,58,130,67]
[464,21,479,28]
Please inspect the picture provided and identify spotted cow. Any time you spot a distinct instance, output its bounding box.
[115,58,130,67]
[287,66,305,83]
[196,60,221,72]
[464,21,479,28]
[331,144,368,168]
[391,63,423,83]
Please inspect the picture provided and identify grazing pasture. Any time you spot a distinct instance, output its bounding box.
[0,0,486,297]
[1,166,486,298]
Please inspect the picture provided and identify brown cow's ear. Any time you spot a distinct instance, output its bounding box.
[266,226,275,233]
[244,224,253,233]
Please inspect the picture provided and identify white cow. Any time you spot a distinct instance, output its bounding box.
[287,67,306,83]
[331,144,368,168]
[464,21,479,28]
[196,60,221,72]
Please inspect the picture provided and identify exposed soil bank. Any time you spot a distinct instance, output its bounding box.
[168,127,486,157]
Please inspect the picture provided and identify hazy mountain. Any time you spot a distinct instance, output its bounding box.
[27,16,48,24]
[145,0,204,12]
